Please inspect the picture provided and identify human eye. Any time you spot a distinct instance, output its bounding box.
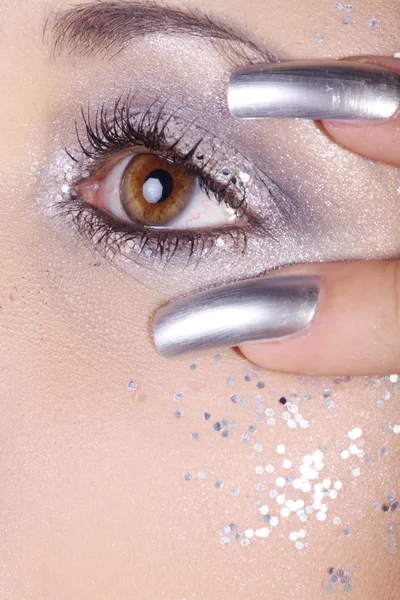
[77,151,239,230]
[53,96,286,268]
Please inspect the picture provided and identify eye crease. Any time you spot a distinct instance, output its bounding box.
[78,152,238,229]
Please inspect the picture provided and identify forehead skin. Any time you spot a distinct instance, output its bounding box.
[0,1,399,599]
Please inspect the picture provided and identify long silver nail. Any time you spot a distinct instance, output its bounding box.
[153,275,319,358]
[227,60,400,120]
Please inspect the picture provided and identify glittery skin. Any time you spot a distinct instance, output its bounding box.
[159,360,400,569]
[322,566,356,593]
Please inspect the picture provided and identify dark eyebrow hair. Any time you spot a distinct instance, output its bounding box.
[45,0,274,64]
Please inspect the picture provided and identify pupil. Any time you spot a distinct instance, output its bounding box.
[143,169,174,204]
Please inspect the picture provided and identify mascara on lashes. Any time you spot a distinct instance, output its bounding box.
[60,98,286,264]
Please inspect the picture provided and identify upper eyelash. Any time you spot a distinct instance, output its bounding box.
[68,94,253,220]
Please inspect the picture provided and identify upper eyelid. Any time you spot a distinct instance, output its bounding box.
[44,1,275,65]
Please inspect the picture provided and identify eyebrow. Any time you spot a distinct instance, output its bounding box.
[46,0,273,64]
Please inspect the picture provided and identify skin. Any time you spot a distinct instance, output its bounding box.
[0,1,399,599]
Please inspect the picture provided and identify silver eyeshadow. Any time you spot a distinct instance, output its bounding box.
[228,60,400,120]
[41,71,400,298]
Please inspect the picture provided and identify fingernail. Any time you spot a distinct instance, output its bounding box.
[153,275,320,358]
[227,60,400,120]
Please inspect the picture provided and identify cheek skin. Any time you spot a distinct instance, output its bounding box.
[1,319,399,598]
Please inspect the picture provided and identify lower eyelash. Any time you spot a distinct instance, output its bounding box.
[56,194,250,267]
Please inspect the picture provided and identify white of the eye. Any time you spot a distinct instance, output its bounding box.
[102,154,237,229]
[142,177,164,204]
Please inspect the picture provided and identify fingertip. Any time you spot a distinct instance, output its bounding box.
[321,117,400,167]
[238,261,400,376]
[320,55,400,166]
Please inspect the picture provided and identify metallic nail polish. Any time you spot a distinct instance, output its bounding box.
[227,60,400,120]
[153,275,320,358]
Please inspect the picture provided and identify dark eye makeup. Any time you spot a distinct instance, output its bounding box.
[54,94,293,267]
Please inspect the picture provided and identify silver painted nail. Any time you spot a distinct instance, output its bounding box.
[154,275,320,358]
[227,60,400,120]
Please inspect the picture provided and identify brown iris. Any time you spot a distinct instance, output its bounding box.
[121,154,195,226]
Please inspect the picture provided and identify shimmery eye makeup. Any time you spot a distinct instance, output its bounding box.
[56,96,289,266]
[42,60,399,294]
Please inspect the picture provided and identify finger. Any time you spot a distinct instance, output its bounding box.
[238,260,400,376]
[154,260,400,376]
[228,57,400,166]
[321,56,400,167]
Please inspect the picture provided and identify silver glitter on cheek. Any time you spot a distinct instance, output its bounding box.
[388,523,397,534]
[387,517,397,555]
[348,427,362,440]
[323,566,356,594]
[322,581,335,594]
[166,362,400,562]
